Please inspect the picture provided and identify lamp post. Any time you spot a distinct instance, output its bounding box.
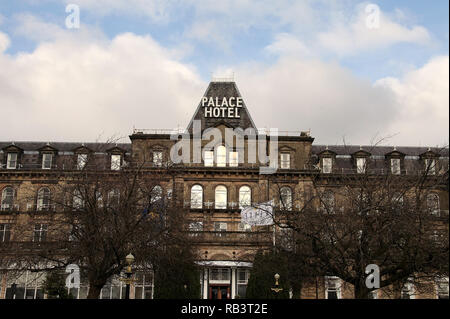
[271,273,283,298]
[123,253,135,299]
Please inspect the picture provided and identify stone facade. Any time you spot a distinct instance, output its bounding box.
[0,81,448,299]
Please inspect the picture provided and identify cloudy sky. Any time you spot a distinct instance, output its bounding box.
[0,0,448,146]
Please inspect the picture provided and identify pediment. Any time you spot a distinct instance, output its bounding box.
[2,144,23,153]
[73,145,92,153]
[37,144,58,153]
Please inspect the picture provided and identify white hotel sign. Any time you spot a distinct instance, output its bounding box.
[202,96,242,118]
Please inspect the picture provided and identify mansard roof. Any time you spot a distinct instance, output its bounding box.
[0,142,131,153]
[312,145,449,157]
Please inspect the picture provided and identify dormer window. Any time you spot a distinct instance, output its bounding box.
[7,153,17,169]
[356,157,366,174]
[280,153,290,169]
[77,154,88,170]
[111,154,121,171]
[425,158,436,175]
[322,157,333,174]
[391,158,401,175]
[42,153,53,169]
[385,149,405,176]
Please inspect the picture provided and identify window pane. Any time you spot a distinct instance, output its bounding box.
[37,188,50,210]
[42,154,52,169]
[427,193,440,216]
[391,158,401,175]
[215,186,227,209]
[281,153,290,169]
[327,290,338,299]
[425,159,436,175]
[204,151,214,167]
[239,186,251,209]
[322,158,332,174]
[217,146,226,167]
[280,187,292,210]
[237,285,247,298]
[229,151,238,167]
[144,287,152,299]
[1,187,14,208]
[7,153,17,169]
[134,287,143,299]
[357,158,366,174]
[322,191,335,213]
[153,151,163,167]
[111,155,121,170]
[189,221,203,232]
[150,186,162,204]
[191,185,203,209]
[77,154,88,170]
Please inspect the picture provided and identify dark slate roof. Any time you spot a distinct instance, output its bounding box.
[186,81,257,133]
[0,141,132,153]
[312,145,449,157]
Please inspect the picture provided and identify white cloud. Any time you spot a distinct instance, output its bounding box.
[317,4,431,55]
[62,0,173,23]
[0,25,204,142]
[12,13,106,44]
[375,56,449,146]
[0,31,10,52]
[53,0,432,56]
[0,14,446,147]
[231,54,448,146]
[264,33,311,57]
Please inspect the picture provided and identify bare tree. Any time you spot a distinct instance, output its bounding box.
[3,141,192,299]
[265,146,449,299]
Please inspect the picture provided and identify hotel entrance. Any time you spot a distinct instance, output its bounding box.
[209,285,230,299]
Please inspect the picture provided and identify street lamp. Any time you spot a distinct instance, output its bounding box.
[271,273,283,297]
[122,253,135,299]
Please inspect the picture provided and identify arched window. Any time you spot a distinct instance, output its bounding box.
[216,145,227,167]
[191,185,203,209]
[427,193,440,216]
[95,190,103,208]
[73,189,84,209]
[239,186,251,209]
[1,187,14,209]
[151,186,163,203]
[280,187,292,211]
[37,188,50,211]
[108,189,120,206]
[322,191,335,213]
[215,185,227,209]
[392,193,404,209]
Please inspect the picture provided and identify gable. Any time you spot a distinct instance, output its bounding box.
[187,81,257,133]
